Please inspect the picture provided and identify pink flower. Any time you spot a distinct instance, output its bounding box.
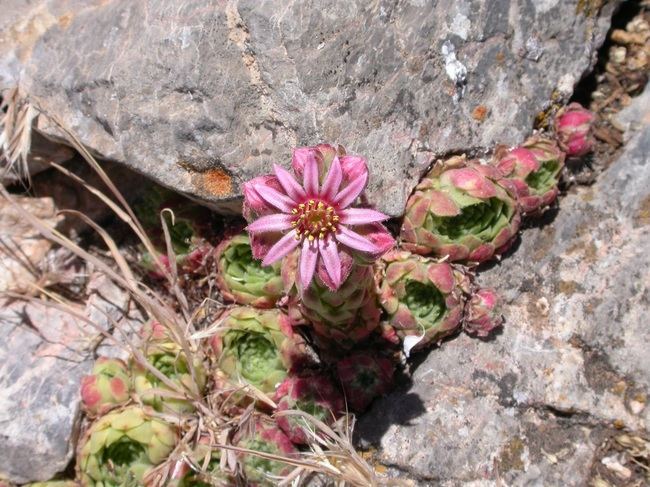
[244,145,393,291]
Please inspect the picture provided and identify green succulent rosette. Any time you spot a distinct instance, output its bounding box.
[376,249,469,351]
[400,155,520,263]
[26,482,79,487]
[237,419,296,486]
[80,357,131,417]
[215,233,283,308]
[77,407,177,486]
[135,186,212,255]
[132,322,206,414]
[213,307,311,395]
[290,263,380,347]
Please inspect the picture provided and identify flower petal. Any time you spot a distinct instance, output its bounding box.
[333,171,368,208]
[320,156,343,200]
[339,208,388,225]
[303,152,319,196]
[318,236,341,290]
[247,213,294,233]
[299,239,318,289]
[274,164,306,201]
[335,225,378,253]
[339,155,368,183]
[255,185,296,213]
[262,230,301,266]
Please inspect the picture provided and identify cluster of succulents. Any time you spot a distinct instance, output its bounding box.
[34,104,594,486]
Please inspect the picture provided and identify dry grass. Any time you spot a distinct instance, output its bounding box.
[0,106,385,486]
[0,87,36,183]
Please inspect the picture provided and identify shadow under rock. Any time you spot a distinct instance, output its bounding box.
[353,349,434,448]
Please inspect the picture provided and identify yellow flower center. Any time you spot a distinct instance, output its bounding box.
[291,199,339,241]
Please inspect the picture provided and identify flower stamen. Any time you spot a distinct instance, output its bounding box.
[292,199,339,242]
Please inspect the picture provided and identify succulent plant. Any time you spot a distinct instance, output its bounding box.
[244,144,393,291]
[273,373,344,444]
[132,321,206,414]
[77,406,177,486]
[213,307,312,395]
[554,102,595,157]
[285,247,381,345]
[495,136,565,214]
[237,419,296,486]
[400,156,520,263]
[80,357,131,417]
[464,288,503,337]
[336,351,395,412]
[215,232,283,308]
[135,186,212,255]
[376,250,468,350]
[25,483,79,487]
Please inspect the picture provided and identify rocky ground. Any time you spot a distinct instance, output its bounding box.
[0,1,649,486]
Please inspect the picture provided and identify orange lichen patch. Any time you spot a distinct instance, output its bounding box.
[58,13,73,29]
[495,51,506,64]
[198,168,233,197]
[634,195,650,227]
[4,6,57,63]
[472,105,489,122]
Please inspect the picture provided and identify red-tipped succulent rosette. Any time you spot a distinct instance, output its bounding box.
[214,231,283,308]
[236,417,297,486]
[273,373,344,444]
[375,249,468,351]
[336,351,395,412]
[400,155,520,263]
[495,136,565,214]
[554,102,595,158]
[463,288,503,337]
[80,357,131,417]
[243,144,394,292]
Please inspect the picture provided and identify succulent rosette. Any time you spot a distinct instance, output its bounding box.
[135,186,212,255]
[400,155,520,263]
[80,357,131,417]
[236,419,297,486]
[215,232,283,308]
[243,144,394,292]
[213,307,312,395]
[77,407,177,486]
[336,351,395,412]
[376,250,468,350]
[132,322,206,414]
[273,373,344,444]
[495,139,564,214]
[554,102,595,157]
[284,248,381,345]
[26,483,79,487]
[464,288,503,337]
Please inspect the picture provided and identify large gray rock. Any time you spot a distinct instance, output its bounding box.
[356,87,650,484]
[0,0,616,216]
[0,272,136,483]
[0,195,60,292]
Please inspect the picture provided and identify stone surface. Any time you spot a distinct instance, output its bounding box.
[356,88,650,484]
[0,0,616,216]
[0,272,136,482]
[0,195,61,292]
